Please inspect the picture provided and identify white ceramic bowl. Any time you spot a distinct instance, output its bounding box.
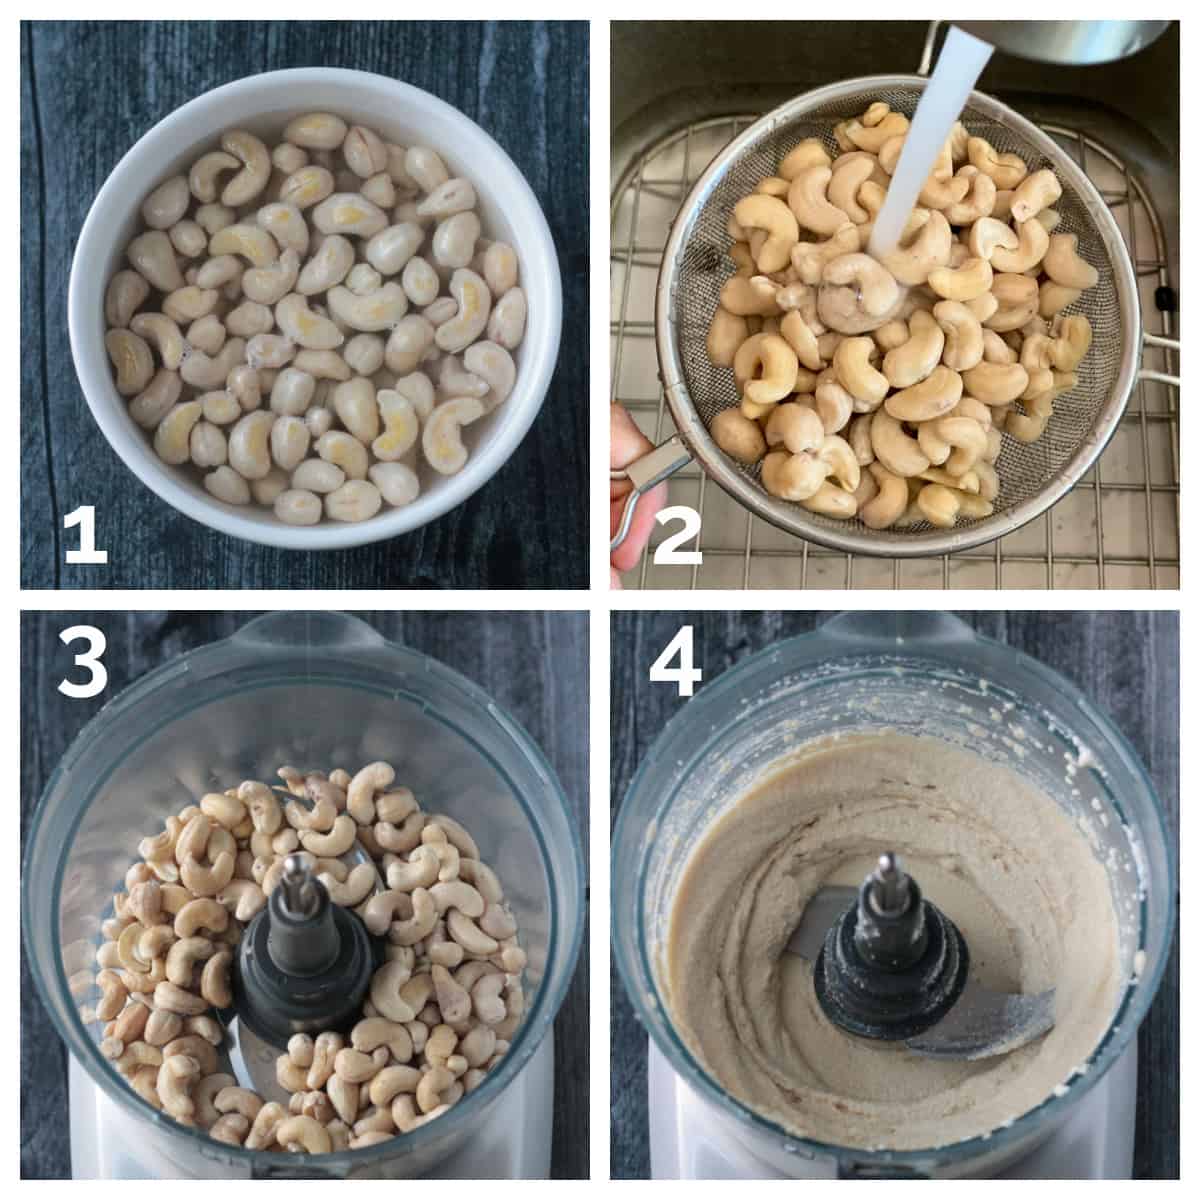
[69,68,562,550]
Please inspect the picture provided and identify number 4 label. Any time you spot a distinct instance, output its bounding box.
[650,625,703,697]
[64,505,108,564]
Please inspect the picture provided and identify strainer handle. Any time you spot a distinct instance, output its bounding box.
[1140,332,1180,387]
[609,435,693,551]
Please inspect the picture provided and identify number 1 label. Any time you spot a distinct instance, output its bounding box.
[64,506,109,565]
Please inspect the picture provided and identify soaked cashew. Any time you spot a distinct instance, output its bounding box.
[928,255,992,303]
[106,270,151,328]
[219,130,271,207]
[190,420,228,470]
[143,176,191,230]
[284,112,347,150]
[881,310,944,388]
[163,285,218,325]
[787,166,852,236]
[316,430,368,480]
[127,230,185,293]
[276,1115,333,1154]
[487,287,526,350]
[157,1054,201,1120]
[818,253,901,334]
[312,192,388,239]
[833,337,888,408]
[88,772,520,1147]
[243,248,301,306]
[1042,233,1100,290]
[108,119,524,522]
[209,223,278,268]
[153,401,203,466]
[106,330,155,397]
[711,409,767,465]
[423,396,485,475]
[325,480,382,523]
[435,269,491,353]
[1010,169,1062,223]
[432,212,482,270]
[369,462,421,508]
[401,256,440,307]
[327,282,408,332]
[179,338,247,389]
[918,481,993,526]
[228,411,276,480]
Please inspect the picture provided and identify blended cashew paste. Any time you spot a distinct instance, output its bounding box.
[666,733,1121,1151]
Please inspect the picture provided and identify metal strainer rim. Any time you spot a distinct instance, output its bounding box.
[655,75,1143,558]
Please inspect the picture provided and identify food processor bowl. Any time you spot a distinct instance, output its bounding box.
[23,611,585,1178]
[612,611,1174,1178]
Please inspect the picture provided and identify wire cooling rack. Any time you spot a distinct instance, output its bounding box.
[611,116,1179,590]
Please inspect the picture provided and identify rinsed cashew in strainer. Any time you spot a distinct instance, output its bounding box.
[80,760,526,1154]
[104,113,527,524]
[702,99,1098,528]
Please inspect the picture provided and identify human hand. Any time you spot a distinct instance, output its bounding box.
[610,403,666,588]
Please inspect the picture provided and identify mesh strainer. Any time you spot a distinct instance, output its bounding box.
[612,75,1179,558]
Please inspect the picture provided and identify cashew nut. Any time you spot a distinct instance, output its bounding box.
[870,408,931,478]
[918,482,993,527]
[157,1053,201,1120]
[818,253,902,334]
[276,1115,333,1154]
[312,193,388,239]
[962,360,1030,406]
[1010,169,1062,223]
[1042,233,1099,290]
[422,396,485,475]
[833,337,888,408]
[883,364,962,423]
[991,218,1049,275]
[787,166,851,237]
[882,310,945,388]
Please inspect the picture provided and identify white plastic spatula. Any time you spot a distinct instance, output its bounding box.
[786,855,1055,1060]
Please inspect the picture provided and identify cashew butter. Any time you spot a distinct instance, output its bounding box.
[665,733,1121,1150]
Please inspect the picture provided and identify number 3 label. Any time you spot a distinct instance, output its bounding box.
[653,506,702,566]
[58,626,108,699]
[650,625,703,697]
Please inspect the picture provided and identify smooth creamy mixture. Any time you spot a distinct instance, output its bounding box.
[666,733,1121,1151]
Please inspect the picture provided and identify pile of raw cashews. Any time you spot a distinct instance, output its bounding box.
[705,100,1097,529]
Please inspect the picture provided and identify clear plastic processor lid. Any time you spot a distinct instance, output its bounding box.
[24,611,585,1177]
[613,612,1174,1173]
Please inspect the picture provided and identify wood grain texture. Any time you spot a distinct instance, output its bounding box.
[20,610,589,1179]
[20,21,588,589]
[610,611,1178,1179]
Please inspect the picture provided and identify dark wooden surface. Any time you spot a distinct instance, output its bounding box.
[21,21,588,590]
[20,611,589,1179]
[610,611,1179,1179]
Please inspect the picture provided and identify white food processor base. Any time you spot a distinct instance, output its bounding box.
[69,1034,553,1179]
[648,1037,1137,1179]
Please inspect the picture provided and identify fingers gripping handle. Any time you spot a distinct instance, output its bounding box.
[609,436,693,551]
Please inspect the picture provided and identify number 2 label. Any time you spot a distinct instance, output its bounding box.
[650,625,703,697]
[58,626,108,699]
[653,506,702,566]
